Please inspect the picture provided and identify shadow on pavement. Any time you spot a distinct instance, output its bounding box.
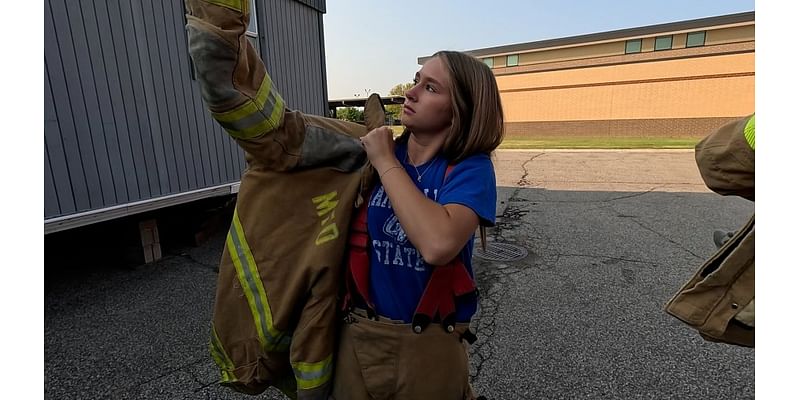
[44,187,754,400]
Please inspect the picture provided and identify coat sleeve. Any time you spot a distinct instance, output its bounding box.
[184,0,366,173]
[694,114,755,201]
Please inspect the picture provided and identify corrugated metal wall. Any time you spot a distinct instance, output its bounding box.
[44,0,328,221]
[260,0,328,115]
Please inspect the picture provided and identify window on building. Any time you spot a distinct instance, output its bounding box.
[625,39,642,54]
[506,54,519,67]
[246,0,259,50]
[655,35,673,51]
[247,0,257,35]
[686,31,706,48]
[482,57,494,68]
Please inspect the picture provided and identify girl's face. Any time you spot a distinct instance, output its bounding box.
[401,56,453,136]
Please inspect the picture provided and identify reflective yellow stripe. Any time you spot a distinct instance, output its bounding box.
[744,114,755,150]
[212,74,285,139]
[223,93,285,139]
[209,326,237,383]
[204,0,244,12]
[213,74,273,122]
[292,354,333,390]
[226,208,290,352]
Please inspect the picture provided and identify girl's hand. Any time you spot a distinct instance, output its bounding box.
[360,126,397,170]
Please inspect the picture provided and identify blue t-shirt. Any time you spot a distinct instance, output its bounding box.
[366,143,497,323]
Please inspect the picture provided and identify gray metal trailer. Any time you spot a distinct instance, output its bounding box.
[45,0,328,258]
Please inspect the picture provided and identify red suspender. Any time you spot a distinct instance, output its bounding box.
[343,193,376,318]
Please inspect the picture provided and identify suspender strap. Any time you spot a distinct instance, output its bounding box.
[409,163,477,333]
[343,196,377,319]
[411,259,476,334]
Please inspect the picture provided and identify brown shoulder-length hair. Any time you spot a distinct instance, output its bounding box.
[398,50,504,163]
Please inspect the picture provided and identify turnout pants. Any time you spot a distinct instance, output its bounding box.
[332,310,476,400]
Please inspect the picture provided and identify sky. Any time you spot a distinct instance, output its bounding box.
[322,0,755,100]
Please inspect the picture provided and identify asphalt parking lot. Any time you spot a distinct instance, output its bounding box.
[44,150,754,399]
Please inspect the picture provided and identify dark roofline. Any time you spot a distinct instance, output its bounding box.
[418,11,754,64]
[327,95,405,109]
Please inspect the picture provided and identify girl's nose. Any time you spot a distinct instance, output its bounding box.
[404,86,417,101]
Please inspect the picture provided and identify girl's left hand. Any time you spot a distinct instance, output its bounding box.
[360,126,397,170]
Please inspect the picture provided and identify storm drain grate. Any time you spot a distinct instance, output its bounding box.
[474,242,528,262]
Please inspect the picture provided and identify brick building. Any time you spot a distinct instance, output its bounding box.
[421,12,754,140]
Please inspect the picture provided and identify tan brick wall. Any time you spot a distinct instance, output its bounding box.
[468,21,754,140]
[497,52,754,122]
[497,52,753,91]
[504,117,741,139]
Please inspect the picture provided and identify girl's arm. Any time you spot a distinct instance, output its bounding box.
[362,127,479,265]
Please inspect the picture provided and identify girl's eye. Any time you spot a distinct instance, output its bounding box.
[425,84,437,93]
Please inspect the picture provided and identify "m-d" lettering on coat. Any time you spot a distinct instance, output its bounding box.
[312,191,339,245]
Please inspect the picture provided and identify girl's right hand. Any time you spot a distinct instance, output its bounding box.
[360,126,398,171]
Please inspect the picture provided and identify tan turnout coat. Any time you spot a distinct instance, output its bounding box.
[185,0,384,397]
[665,115,755,348]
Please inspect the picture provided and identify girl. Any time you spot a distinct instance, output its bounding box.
[333,51,504,400]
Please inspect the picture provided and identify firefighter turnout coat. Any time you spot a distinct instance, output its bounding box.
[185,0,383,397]
[664,114,755,347]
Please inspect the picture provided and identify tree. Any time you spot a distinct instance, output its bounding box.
[385,82,414,123]
[389,82,414,96]
[335,107,364,122]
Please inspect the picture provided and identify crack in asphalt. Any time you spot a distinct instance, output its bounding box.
[624,215,705,261]
[549,253,660,267]
[516,153,546,187]
[600,201,706,262]
[571,203,707,267]
[191,379,216,400]
[187,368,217,400]
[469,187,689,386]
[135,357,208,387]
[531,187,661,204]
[174,253,220,272]
[470,195,535,384]
[599,187,660,201]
